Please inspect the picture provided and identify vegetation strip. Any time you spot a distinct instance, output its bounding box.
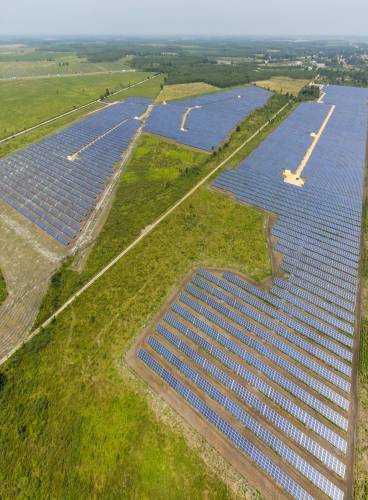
[0,100,291,365]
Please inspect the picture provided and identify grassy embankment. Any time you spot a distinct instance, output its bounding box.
[0,94,293,498]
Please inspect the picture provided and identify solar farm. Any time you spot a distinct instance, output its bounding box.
[0,97,150,246]
[128,85,367,499]
[145,85,272,151]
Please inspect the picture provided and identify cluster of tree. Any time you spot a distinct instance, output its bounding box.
[297,84,320,101]
[319,67,368,88]
[132,54,313,88]
[100,88,111,100]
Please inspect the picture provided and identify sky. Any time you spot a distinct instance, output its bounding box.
[1,0,367,37]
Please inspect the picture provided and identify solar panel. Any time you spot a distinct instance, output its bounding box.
[138,349,316,500]
[156,324,346,477]
[0,98,150,245]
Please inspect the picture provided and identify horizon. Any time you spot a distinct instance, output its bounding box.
[1,0,367,37]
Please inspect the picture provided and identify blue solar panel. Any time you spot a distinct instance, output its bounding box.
[155,324,346,477]
[148,336,344,499]
[134,85,364,499]
[138,349,316,500]
[145,86,271,151]
[161,313,347,452]
[0,98,150,245]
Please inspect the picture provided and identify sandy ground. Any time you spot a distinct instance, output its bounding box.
[0,200,65,363]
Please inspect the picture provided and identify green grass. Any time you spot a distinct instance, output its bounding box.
[0,270,6,305]
[354,200,368,499]
[36,94,292,325]
[0,94,292,498]
[0,56,132,79]
[103,75,163,101]
[0,71,153,139]
[0,76,164,159]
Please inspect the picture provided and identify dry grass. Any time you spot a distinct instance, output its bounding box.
[255,77,310,96]
[156,82,219,103]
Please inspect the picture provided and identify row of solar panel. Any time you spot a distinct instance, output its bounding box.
[282,270,355,311]
[148,337,344,499]
[186,280,350,409]
[163,312,347,452]
[196,270,351,377]
[215,173,361,243]
[145,86,272,151]
[272,226,359,268]
[0,103,146,244]
[139,349,316,500]
[173,298,348,430]
[222,272,353,354]
[155,324,345,477]
[271,286,353,334]
[276,217,360,257]
[282,257,356,296]
[216,170,362,238]
[272,278,354,323]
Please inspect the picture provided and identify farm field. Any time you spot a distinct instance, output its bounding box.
[255,76,310,96]
[0,56,132,79]
[1,34,368,500]
[156,82,219,103]
[0,71,152,140]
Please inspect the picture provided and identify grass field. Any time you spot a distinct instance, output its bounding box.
[156,82,219,103]
[255,76,310,96]
[354,202,368,499]
[0,75,164,159]
[0,94,292,498]
[0,71,152,139]
[0,270,6,305]
[0,56,132,79]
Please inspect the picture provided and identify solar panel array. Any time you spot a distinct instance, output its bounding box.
[134,85,368,499]
[0,97,150,245]
[144,86,271,151]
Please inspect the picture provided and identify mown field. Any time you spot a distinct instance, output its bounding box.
[0,71,152,139]
[255,76,310,96]
[0,95,293,498]
[156,82,219,103]
[0,56,132,79]
[0,75,164,159]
